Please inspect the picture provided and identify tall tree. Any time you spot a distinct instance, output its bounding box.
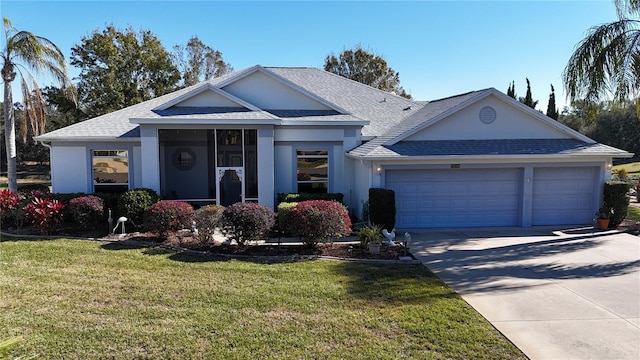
[1,17,75,192]
[71,26,180,118]
[518,78,539,109]
[172,36,233,86]
[563,0,640,110]
[546,84,559,120]
[324,45,411,99]
[507,81,516,99]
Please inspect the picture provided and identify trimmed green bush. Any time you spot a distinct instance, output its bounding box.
[118,188,160,227]
[277,192,344,203]
[193,205,225,244]
[603,181,631,227]
[369,188,396,231]
[221,202,275,246]
[276,202,298,232]
[68,195,104,226]
[144,200,194,234]
[288,200,352,247]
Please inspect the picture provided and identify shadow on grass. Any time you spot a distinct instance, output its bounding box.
[329,261,459,305]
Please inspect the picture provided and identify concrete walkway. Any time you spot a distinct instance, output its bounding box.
[409,226,640,360]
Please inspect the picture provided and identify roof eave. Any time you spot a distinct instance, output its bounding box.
[282,120,369,126]
[130,118,283,125]
[346,152,634,161]
[34,136,141,143]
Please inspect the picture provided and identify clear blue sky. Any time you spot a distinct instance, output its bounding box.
[1,0,618,112]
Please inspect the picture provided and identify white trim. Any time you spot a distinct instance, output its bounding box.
[346,152,633,161]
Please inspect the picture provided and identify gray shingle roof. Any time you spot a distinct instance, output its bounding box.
[36,66,416,141]
[381,139,630,157]
[348,90,485,156]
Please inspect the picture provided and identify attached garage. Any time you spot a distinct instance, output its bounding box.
[386,168,522,228]
[347,88,633,228]
[532,167,598,225]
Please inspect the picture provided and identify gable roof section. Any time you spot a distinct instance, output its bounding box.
[347,88,634,159]
[348,90,482,157]
[265,67,419,135]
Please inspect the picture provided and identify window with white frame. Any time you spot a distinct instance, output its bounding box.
[92,150,129,193]
[296,150,328,193]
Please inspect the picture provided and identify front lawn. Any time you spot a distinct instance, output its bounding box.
[0,238,525,359]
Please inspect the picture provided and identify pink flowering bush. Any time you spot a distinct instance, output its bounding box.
[144,200,194,234]
[288,200,352,247]
[68,195,104,226]
[23,197,64,235]
[221,202,275,246]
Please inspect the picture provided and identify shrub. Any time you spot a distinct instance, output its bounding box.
[277,192,344,203]
[68,195,104,226]
[288,200,352,247]
[276,202,298,232]
[369,188,396,231]
[17,183,50,195]
[23,197,64,235]
[0,189,22,228]
[221,202,275,246]
[118,188,160,227]
[144,201,194,234]
[603,181,631,227]
[193,205,225,244]
[0,189,20,218]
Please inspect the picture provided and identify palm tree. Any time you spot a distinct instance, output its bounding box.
[1,17,75,192]
[563,0,640,108]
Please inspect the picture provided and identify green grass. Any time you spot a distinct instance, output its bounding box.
[626,206,640,222]
[0,239,525,359]
[613,161,640,176]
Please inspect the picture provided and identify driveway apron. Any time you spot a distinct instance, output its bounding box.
[409,227,640,360]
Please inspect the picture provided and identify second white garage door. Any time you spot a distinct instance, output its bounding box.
[386,168,522,228]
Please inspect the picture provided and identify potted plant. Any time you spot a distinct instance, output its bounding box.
[357,224,383,254]
[596,204,613,230]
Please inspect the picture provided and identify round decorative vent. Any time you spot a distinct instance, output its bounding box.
[479,106,496,124]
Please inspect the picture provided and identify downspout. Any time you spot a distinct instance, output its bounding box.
[39,141,54,192]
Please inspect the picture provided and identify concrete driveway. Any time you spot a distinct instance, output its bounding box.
[409,227,640,360]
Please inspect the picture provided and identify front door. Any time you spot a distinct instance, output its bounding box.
[217,167,244,206]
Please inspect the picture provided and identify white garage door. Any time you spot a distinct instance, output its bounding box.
[386,168,522,228]
[532,167,597,225]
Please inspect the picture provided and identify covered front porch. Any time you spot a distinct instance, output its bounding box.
[139,126,275,209]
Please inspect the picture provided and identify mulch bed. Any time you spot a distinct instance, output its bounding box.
[1,225,413,261]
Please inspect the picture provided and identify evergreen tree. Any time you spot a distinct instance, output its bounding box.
[546,84,559,120]
[518,78,539,109]
[507,81,516,99]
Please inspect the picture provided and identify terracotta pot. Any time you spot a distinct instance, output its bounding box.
[596,218,610,230]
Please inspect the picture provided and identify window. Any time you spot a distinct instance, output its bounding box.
[173,148,196,170]
[92,150,129,193]
[297,150,328,193]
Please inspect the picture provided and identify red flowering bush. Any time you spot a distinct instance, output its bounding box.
[221,202,275,246]
[144,200,194,234]
[23,197,64,235]
[67,195,104,226]
[288,200,352,247]
[0,189,20,217]
[0,189,23,228]
[193,205,225,244]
